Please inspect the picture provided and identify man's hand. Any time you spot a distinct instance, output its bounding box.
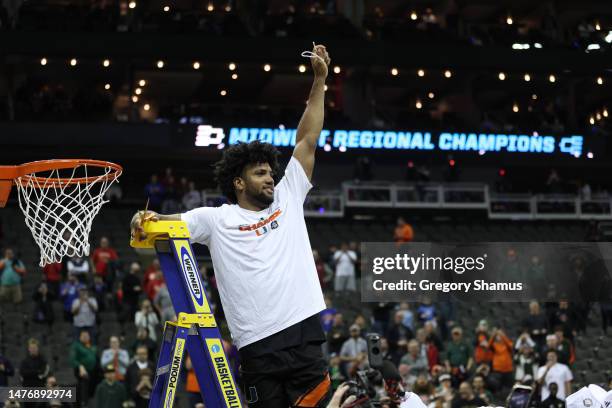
[311,44,330,78]
[130,210,159,241]
[327,384,357,408]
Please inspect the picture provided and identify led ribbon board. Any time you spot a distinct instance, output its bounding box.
[195,126,585,157]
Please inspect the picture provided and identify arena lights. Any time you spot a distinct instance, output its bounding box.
[532,94,537,100]
[444,70,452,78]
[263,64,271,72]
[228,62,236,71]
[323,144,332,152]
[333,66,341,74]
[40,58,47,66]
[128,1,136,9]
[391,68,399,76]
[498,72,506,81]
[103,59,110,67]
[417,69,425,77]
[324,85,328,91]
[587,152,594,159]
[139,79,146,87]
[163,6,170,12]
[135,88,142,95]
[132,95,139,103]
[207,3,214,11]
[410,11,418,21]
[595,21,601,31]
[549,74,556,83]
[104,83,111,90]
[231,73,238,80]
[144,104,151,111]
[69,58,77,67]
[506,15,513,25]
[220,89,227,96]
[225,5,232,12]
[589,116,595,125]
[298,65,307,73]
[596,77,604,85]
[512,103,519,113]
[604,108,609,118]
[415,99,423,109]
[193,61,201,70]
[534,43,543,48]
[339,145,347,152]
[156,60,164,69]
[428,92,435,99]
[596,112,602,120]
[523,73,531,82]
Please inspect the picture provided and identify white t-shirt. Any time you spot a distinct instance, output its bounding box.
[537,363,573,400]
[181,157,326,349]
[333,250,357,277]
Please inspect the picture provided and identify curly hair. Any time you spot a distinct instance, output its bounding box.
[213,141,281,203]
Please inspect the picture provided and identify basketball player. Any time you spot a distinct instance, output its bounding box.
[131,44,332,407]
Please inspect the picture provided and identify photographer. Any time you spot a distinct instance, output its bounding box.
[0,248,26,309]
[326,384,357,408]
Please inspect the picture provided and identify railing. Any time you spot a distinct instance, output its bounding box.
[203,185,612,220]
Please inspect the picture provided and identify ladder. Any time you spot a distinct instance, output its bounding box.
[131,220,243,408]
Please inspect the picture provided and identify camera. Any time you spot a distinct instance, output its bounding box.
[506,384,534,408]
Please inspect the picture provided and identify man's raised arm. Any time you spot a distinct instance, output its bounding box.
[292,44,330,181]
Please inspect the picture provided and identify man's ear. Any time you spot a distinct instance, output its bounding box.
[233,177,244,195]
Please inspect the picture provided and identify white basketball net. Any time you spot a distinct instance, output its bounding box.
[14,164,120,266]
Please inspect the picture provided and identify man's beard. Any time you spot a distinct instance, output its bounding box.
[247,187,274,207]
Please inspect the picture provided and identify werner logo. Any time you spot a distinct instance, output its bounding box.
[180,247,203,306]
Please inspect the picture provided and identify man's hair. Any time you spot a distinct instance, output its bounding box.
[213,141,281,204]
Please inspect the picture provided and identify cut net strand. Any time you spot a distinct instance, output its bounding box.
[15,164,119,266]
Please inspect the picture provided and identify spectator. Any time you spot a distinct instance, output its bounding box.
[332,243,357,292]
[542,334,569,366]
[487,328,514,392]
[93,364,127,408]
[379,337,400,367]
[71,288,98,341]
[327,313,348,355]
[541,382,565,408]
[125,346,155,408]
[144,174,164,211]
[394,217,414,243]
[424,331,441,372]
[339,324,368,377]
[66,256,91,284]
[451,382,486,408]
[134,299,160,342]
[19,338,49,387]
[42,262,62,297]
[90,275,107,312]
[444,327,473,387]
[434,374,455,408]
[100,336,130,383]
[523,301,548,351]
[473,320,492,367]
[60,273,85,322]
[142,259,161,292]
[386,311,412,355]
[514,341,538,383]
[184,355,203,407]
[536,350,572,401]
[122,262,143,321]
[70,330,98,408]
[91,237,118,283]
[313,249,332,289]
[153,282,175,323]
[417,298,436,325]
[320,297,336,334]
[399,303,415,333]
[130,328,157,358]
[182,181,201,210]
[399,339,429,386]
[0,353,14,386]
[471,374,493,405]
[0,248,26,308]
[32,282,54,330]
[144,269,164,301]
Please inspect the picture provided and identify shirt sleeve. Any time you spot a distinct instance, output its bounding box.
[279,156,313,204]
[181,206,219,245]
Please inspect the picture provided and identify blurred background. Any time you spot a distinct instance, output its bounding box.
[0,0,611,407]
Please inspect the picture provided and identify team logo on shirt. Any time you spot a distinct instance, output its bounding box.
[238,208,282,237]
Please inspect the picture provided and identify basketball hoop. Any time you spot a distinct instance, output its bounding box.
[0,159,122,266]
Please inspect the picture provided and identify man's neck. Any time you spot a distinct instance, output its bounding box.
[237,196,267,212]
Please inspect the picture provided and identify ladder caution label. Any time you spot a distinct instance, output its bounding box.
[164,338,185,407]
[206,339,241,407]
